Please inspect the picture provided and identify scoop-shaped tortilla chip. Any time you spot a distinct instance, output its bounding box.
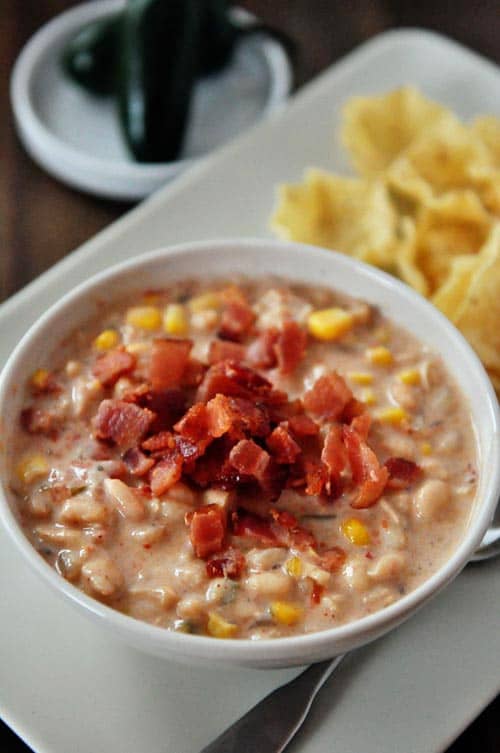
[471,116,500,168]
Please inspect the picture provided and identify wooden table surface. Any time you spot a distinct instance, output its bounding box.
[1,1,498,751]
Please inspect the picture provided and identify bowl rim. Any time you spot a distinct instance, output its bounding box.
[1,238,499,664]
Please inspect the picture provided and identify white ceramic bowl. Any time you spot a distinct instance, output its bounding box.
[0,239,499,669]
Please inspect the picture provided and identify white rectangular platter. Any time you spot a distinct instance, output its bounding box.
[1,29,499,753]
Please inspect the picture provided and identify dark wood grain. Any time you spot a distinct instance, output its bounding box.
[0,1,498,751]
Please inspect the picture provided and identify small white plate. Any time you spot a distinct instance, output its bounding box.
[10,0,291,200]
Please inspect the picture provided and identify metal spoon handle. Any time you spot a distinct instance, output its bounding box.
[198,654,345,753]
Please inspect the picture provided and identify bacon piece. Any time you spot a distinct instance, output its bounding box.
[188,504,226,558]
[206,547,245,579]
[304,459,329,496]
[303,372,353,422]
[150,452,183,495]
[196,360,273,403]
[20,407,60,436]
[30,370,60,396]
[231,510,277,544]
[246,328,279,369]
[311,580,324,605]
[350,412,372,440]
[174,403,210,443]
[182,358,207,388]
[94,399,155,448]
[92,347,137,387]
[270,509,317,549]
[288,414,320,437]
[122,447,155,477]
[141,431,175,452]
[229,439,270,482]
[208,340,246,365]
[274,321,307,375]
[320,546,346,572]
[266,425,301,464]
[219,300,256,342]
[342,397,366,422]
[343,425,389,508]
[385,457,422,490]
[149,338,192,391]
[321,424,347,486]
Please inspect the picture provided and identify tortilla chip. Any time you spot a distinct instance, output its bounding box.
[432,255,479,320]
[414,191,492,293]
[471,116,500,167]
[271,169,396,266]
[341,86,448,176]
[390,217,429,296]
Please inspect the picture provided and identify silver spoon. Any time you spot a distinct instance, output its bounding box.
[199,526,500,753]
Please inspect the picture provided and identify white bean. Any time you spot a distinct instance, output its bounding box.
[35,524,82,548]
[176,595,206,621]
[205,578,236,605]
[128,583,177,609]
[245,572,292,598]
[59,497,108,525]
[341,556,369,592]
[81,556,123,598]
[367,552,407,581]
[413,479,451,521]
[103,478,145,521]
[246,547,287,572]
[165,482,197,506]
[130,524,165,546]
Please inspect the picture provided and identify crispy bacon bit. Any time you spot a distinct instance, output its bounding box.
[310,580,324,605]
[321,546,347,572]
[321,424,347,485]
[208,340,246,365]
[274,321,307,375]
[270,509,317,549]
[232,510,277,543]
[150,452,183,495]
[20,407,60,436]
[303,372,353,422]
[182,358,207,388]
[92,347,137,388]
[266,425,301,464]
[174,403,209,443]
[219,300,256,342]
[196,360,273,403]
[188,504,226,558]
[304,459,329,496]
[342,397,366,422]
[94,399,155,448]
[30,370,60,395]
[141,431,175,452]
[343,425,389,508]
[206,547,245,579]
[385,457,422,489]
[122,447,155,477]
[150,338,192,391]
[246,328,279,369]
[288,413,320,437]
[229,439,270,482]
[350,412,372,440]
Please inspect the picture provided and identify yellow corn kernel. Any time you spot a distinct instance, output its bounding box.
[361,388,377,406]
[270,601,303,626]
[421,441,433,456]
[376,406,408,425]
[17,454,49,484]
[398,368,421,386]
[93,329,119,351]
[188,292,221,313]
[30,368,50,390]
[366,346,393,366]
[126,306,161,331]
[285,557,303,578]
[207,612,238,639]
[163,303,189,335]
[341,517,371,546]
[307,307,354,341]
[348,371,373,386]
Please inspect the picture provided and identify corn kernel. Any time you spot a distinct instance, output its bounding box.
[17,454,49,484]
[361,388,377,406]
[341,517,371,546]
[285,557,302,578]
[421,441,433,456]
[366,346,393,366]
[163,303,189,335]
[30,368,50,390]
[348,371,373,386]
[398,368,421,386]
[207,611,238,638]
[376,406,408,425]
[93,329,119,351]
[307,307,354,341]
[270,601,303,626]
[126,306,161,330]
[188,292,221,313]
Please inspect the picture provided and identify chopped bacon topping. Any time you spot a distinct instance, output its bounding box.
[141,431,175,452]
[150,451,183,495]
[274,320,307,375]
[266,425,301,464]
[219,299,256,342]
[122,447,155,477]
[320,546,347,572]
[188,504,226,558]
[303,372,353,422]
[385,457,422,489]
[311,580,324,604]
[232,510,277,543]
[270,509,317,549]
[174,403,209,443]
[20,407,60,436]
[343,425,389,508]
[182,358,207,388]
[350,412,372,440]
[321,424,347,487]
[30,370,60,396]
[92,347,137,387]
[149,338,192,391]
[229,439,271,483]
[208,340,246,365]
[196,360,273,403]
[287,413,320,437]
[246,328,279,369]
[94,399,155,448]
[206,547,245,579]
